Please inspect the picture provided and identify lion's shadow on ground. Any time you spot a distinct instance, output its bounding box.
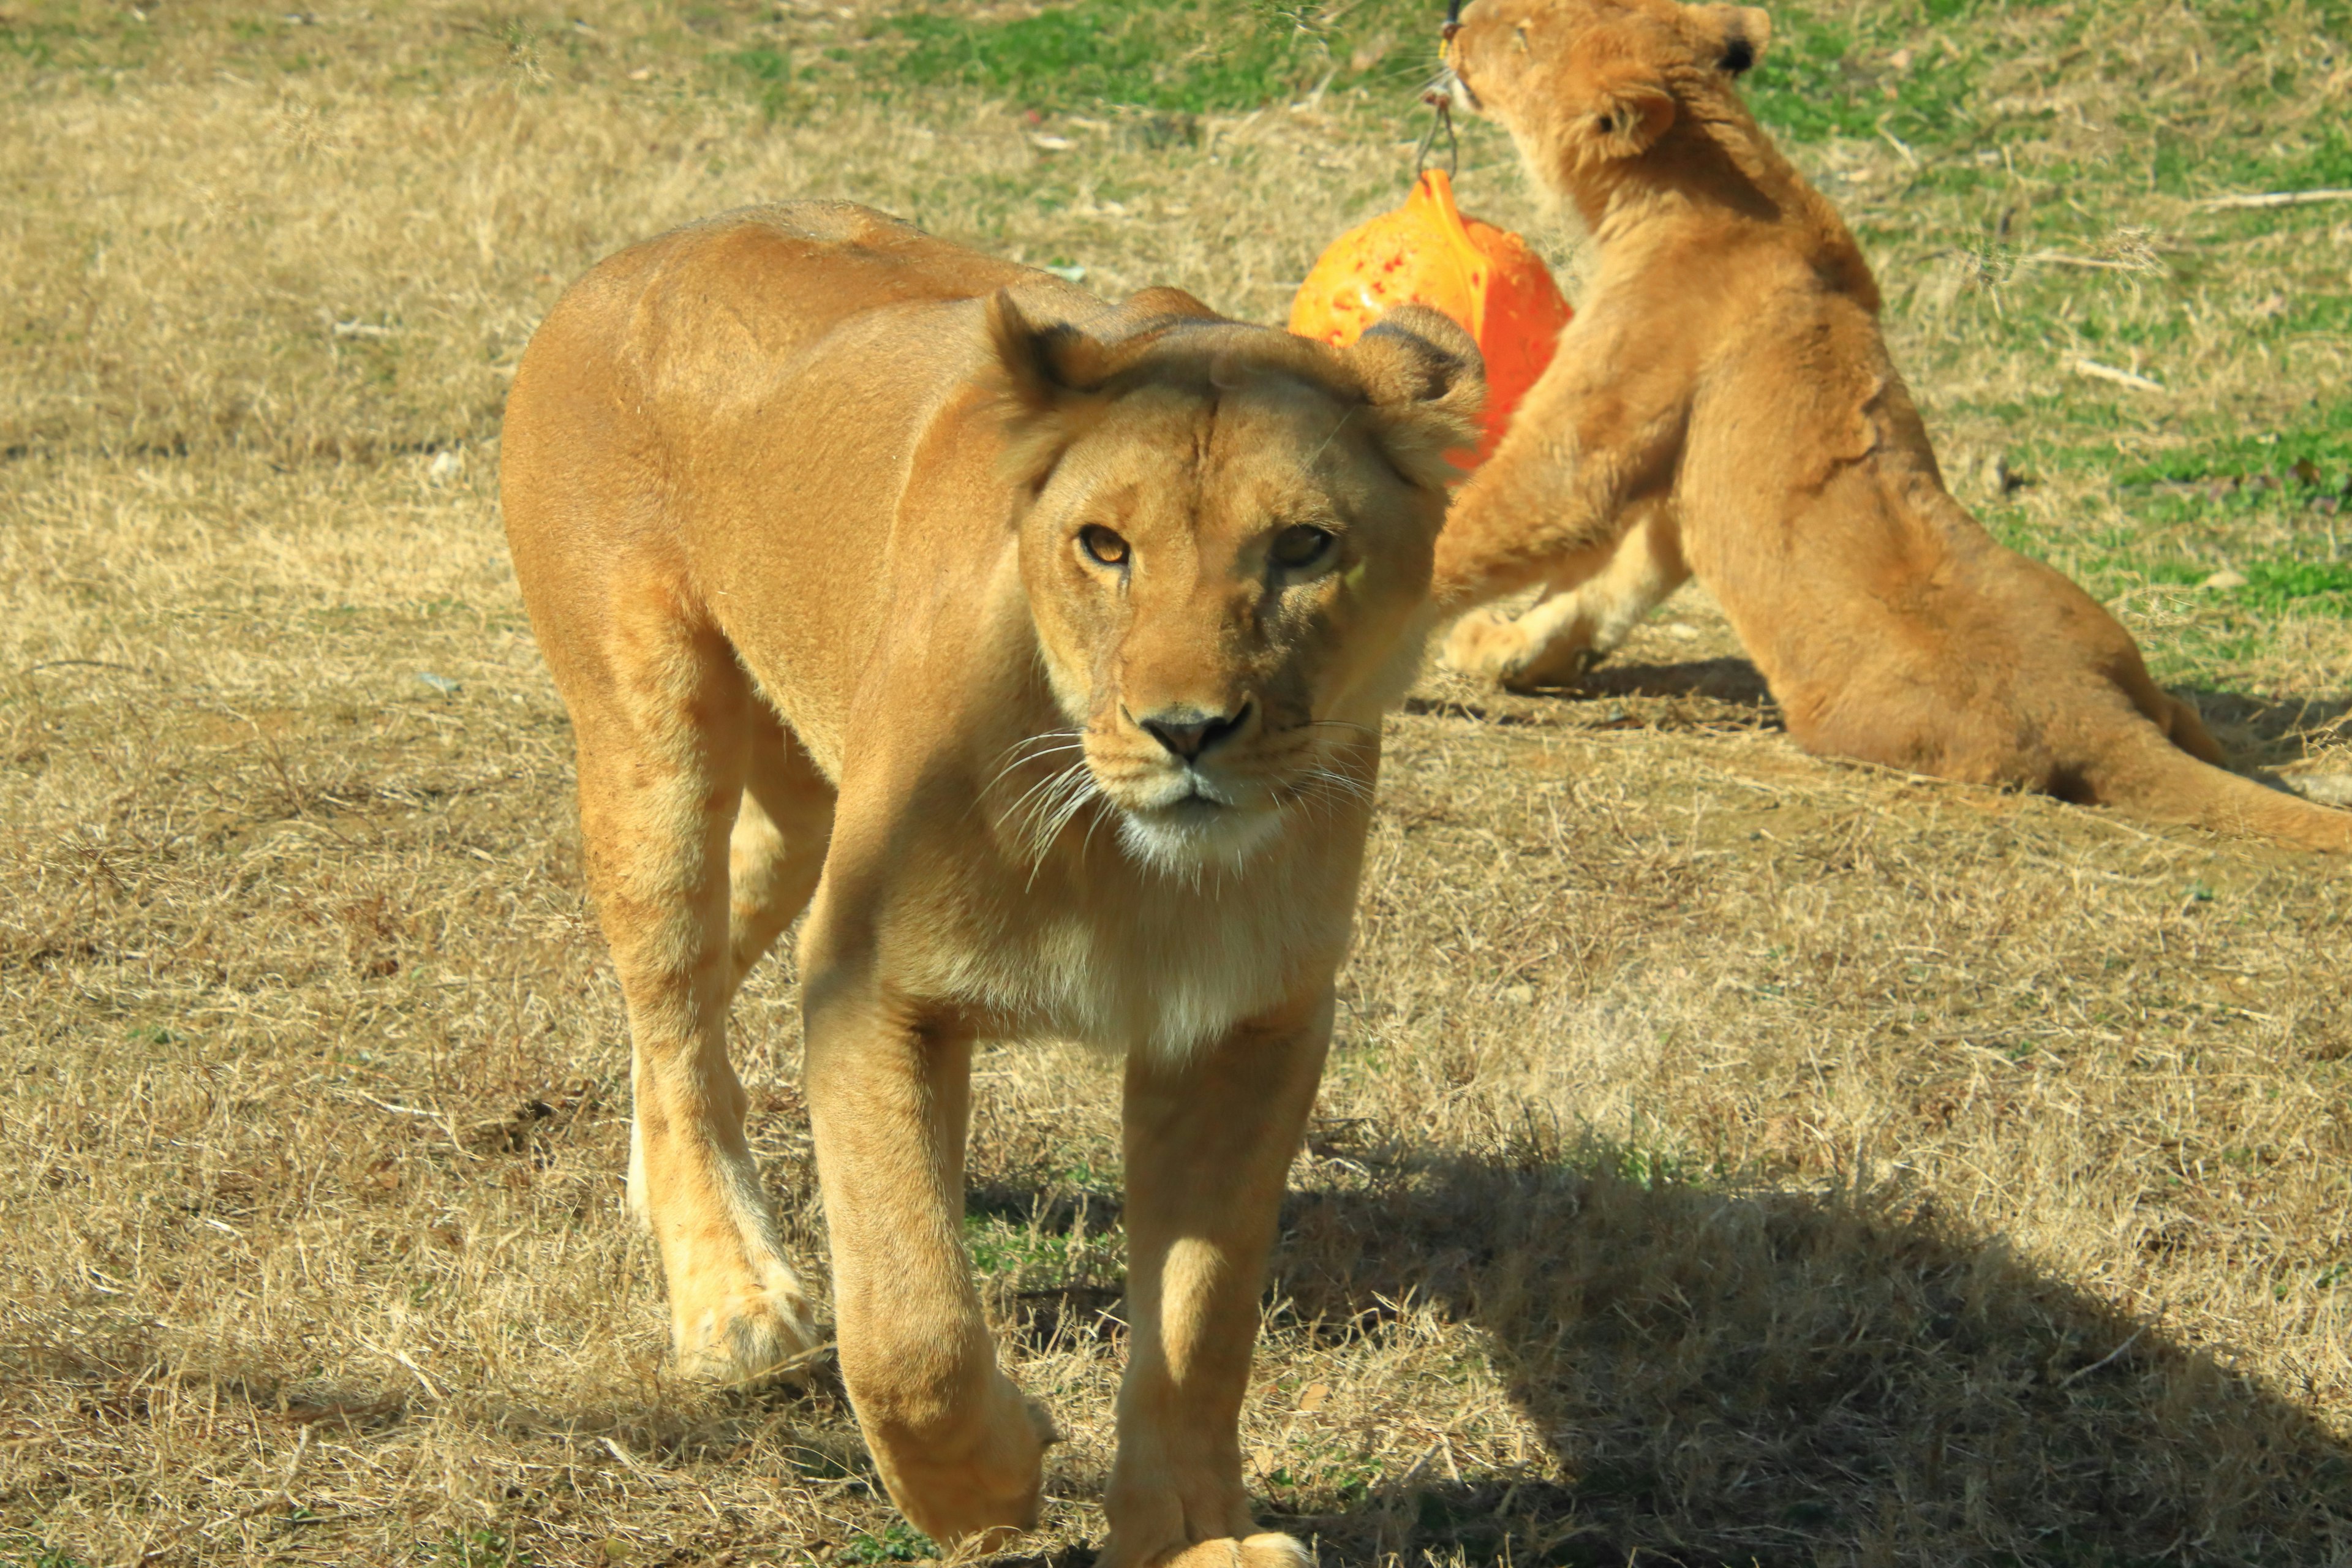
[1404,659,1782,727]
[1568,656,1779,714]
[1231,1147,2352,1567]
[2187,687,2352,770]
[1455,655,2352,772]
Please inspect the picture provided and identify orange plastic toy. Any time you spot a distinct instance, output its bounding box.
[1287,168,1570,465]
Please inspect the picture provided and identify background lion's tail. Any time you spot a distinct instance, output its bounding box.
[2092,726,2352,853]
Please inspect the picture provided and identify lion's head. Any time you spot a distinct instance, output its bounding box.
[983,292,1482,872]
[1442,0,1770,185]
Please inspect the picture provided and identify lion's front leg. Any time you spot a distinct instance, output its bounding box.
[1431,339,1691,617]
[802,971,1052,1548]
[1100,995,1332,1568]
[1444,500,1691,688]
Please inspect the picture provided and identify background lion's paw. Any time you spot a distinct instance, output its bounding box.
[673,1281,824,1386]
[1149,1533,1312,1568]
[1440,609,1533,684]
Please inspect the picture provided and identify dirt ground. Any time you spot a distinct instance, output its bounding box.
[7,0,2352,1564]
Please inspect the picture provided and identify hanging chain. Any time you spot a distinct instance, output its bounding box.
[1414,92,1458,176]
[1417,0,1464,175]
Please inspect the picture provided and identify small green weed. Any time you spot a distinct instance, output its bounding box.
[0,1534,97,1568]
[963,1211,1124,1284]
[839,1523,937,1563]
[417,1528,531,1567]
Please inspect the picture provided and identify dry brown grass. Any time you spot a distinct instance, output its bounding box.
[7,0,2352,1564]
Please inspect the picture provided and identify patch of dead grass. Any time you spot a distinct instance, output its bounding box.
[7,1,2352,1564]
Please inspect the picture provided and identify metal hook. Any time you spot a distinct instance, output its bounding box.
[1415,91,1458,177]
[1425,0,1463,173]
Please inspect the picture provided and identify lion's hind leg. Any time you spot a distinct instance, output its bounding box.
[571,597,820,1386]
[2161,692,2226,765]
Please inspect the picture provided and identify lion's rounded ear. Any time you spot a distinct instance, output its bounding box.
[1691,2,1769,74]
[984,289,1114,414]
[982,290,1114,489]
[1346,305,1487,492]
[1586,66,1676,158]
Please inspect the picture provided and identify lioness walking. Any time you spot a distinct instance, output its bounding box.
[1431,0,2352,851]
[501,202,1480,1562]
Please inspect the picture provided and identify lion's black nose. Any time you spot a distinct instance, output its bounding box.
[1140,702,1250,761]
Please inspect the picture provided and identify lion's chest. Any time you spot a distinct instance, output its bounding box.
[917,853,1350,1057]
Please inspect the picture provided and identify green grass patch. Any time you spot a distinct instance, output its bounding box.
[1975,401,2352,677]
[865,0,1997,148]
[2241,559,2352,617]
[2110,408,2352,488]
[2150,118,2352,200]
[722,43,796,118]
[873,0,1373,114]
[1741,9,1985,148]
[0,7,153,77]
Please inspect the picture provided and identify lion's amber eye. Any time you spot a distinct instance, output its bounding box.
[1078,526,1129,567]
[1270,525,1335,570]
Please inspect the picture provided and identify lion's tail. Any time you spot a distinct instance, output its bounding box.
[2091,726,2352,854]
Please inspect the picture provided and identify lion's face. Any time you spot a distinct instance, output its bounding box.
[989,303,1482,872]
[1442,0,1770,178]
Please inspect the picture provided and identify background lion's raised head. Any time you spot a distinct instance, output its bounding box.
[1444,0,1772,178]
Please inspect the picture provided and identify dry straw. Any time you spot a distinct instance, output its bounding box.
[5,0,2351,1563]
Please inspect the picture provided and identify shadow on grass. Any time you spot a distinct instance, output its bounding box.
[29,1148,2352,1566]
[1407,659,1782,719]
[1260,1144,2352,1567]
[2185,688,2352,770]
[1448,658,2352,785]
[1563,657,1779,715]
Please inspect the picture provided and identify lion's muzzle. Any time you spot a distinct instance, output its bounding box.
[1136,700,1251,763]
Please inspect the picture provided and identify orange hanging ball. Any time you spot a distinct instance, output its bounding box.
[1287,168,1570,466]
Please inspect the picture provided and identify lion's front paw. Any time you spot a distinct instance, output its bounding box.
[1501,635,1600,692]
[1147,1533,1313,1568]
[671,1272,823,1387]
[870,1374,1055,1548]
[1445,607,1605,691]
[1441,608,1534,685]
[1439,611,1571,691]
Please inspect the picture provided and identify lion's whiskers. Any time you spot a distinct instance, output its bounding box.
[989,730,1091,846]
[982,728,1085,801]
[1015,759,1106,888]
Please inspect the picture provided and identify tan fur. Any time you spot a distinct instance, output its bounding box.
[500,202,1480,1559]
[1430,0,2352,852]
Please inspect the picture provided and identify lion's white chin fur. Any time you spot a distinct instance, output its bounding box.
[1116,796,1285,875]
